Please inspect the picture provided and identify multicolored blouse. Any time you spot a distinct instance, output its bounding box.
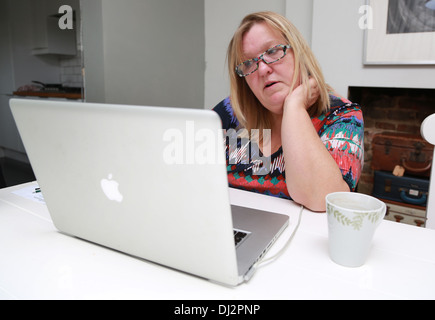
[213,95,364,200]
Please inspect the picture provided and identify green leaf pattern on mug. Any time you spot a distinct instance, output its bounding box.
[327,203,383,231]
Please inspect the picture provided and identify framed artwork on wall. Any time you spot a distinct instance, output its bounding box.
[364,0,435,65]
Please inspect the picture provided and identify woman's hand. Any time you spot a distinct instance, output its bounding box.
[284,77,320,111]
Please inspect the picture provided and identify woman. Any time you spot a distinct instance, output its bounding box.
[213,11,364,211]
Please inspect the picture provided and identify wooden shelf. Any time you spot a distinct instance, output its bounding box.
[13,91,82,100]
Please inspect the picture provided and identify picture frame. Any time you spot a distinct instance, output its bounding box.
[364,0,435,65]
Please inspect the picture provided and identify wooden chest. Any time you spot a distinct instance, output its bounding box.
[371,133,433,177]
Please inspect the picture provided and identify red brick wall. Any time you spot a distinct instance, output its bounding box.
[348,87,435,195]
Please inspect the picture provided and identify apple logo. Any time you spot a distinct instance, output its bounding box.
[100,174,123,202]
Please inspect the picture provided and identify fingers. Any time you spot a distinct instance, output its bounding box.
[284,77,320,111]
[307,77,320,107]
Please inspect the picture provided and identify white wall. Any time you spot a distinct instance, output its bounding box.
[80,0,105,104]
[82,0,205,109]
[311,0,435,97]
[285,0,314,47]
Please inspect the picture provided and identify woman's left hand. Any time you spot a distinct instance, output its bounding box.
[285,77,320,111]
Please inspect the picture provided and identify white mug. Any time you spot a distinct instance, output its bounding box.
[326,192,386,267]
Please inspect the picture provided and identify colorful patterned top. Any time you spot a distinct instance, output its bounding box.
[213,95,364,200]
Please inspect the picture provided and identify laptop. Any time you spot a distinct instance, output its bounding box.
[10,98,289,286]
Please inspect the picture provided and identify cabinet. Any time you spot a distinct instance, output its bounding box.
[31,0,77,56]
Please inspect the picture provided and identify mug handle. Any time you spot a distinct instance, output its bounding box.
[375,202,387,227]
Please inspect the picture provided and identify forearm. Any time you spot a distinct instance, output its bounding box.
[281,105,349,211]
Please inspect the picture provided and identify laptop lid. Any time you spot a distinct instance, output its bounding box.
[10,98,288,286]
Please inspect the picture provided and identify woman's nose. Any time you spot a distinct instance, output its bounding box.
[257,60,273,75]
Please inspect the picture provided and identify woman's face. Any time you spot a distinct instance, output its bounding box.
[242,22,296,116]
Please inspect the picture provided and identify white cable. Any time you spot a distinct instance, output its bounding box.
[249,205,304,274]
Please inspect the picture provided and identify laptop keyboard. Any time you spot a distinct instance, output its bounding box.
[234,229,250,248]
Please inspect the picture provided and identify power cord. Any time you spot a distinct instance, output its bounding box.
[243,205,304,282]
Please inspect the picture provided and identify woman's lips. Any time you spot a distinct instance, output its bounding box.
[264,81,278,89]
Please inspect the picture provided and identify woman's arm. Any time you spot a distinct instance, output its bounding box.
[281,79,350,211]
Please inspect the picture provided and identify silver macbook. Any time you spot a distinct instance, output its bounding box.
[10,98,288,286]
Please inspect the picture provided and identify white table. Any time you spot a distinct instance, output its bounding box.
[1,181,435,300]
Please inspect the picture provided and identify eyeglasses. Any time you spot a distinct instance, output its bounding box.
[235,44,291,77]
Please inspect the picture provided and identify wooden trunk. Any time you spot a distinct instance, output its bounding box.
[371,133,433,177]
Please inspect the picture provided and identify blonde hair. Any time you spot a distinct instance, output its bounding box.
[227,11,331,136]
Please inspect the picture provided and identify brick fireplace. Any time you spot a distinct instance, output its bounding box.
[348,86,435,195]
